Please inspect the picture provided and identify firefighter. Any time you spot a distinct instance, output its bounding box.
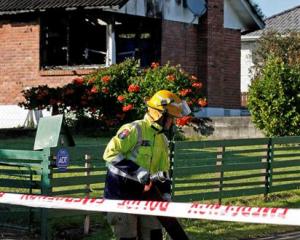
[103,90,191,240]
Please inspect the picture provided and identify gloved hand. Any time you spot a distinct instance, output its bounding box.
[150,171,169,183]
[162,193,172,201]
[136,169,150,185]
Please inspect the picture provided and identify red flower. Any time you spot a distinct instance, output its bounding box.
[176,116,192,126]
[151,62,159,69]
[90,86,98,94]
[179,88,192,97]
[101,75,111,84]
[198,98,207,107]
[166,74,175,81]
[128,84,140,93]
[122,104,134,112]
[73,77,84,85]
[102,87,109,94]
[117,95,125,102]
[192,82,203,89]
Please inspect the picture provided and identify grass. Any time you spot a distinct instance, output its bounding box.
[1,135,300,239]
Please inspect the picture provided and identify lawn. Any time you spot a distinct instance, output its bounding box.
[0,134,300,239]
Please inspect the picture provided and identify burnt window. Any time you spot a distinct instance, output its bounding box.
[40,10,107,68]
[115,15,161,67]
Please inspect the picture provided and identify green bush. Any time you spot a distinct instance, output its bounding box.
[19,59,207,130]
[248,31,300,137]
[248,56,300,136]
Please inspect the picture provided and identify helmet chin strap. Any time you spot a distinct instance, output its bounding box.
[147,108,172,134]
[146,112,163,132]
[155,110,170,133]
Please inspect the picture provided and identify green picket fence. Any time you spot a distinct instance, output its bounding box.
[50,146,107,197]
[173,136,300,202]
[0,136,300,238]
[0,148,51,234]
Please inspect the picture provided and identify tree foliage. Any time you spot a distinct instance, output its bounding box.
[248,31,300,136]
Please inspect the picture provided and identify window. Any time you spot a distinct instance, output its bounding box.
[41,10,107,68]
[115,15,161,67]
[40,10,162,69]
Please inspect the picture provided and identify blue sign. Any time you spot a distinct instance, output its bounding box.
[56,148,70,171]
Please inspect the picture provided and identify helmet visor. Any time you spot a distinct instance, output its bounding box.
[181,100,191,116]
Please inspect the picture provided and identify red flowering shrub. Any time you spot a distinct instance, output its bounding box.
[19,59,207,130]
[176,116,193,126]
[128,84,140,93]
[117,95,125,102]
[122,104,134,112]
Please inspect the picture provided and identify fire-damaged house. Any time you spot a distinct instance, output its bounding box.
[0,0,264,128]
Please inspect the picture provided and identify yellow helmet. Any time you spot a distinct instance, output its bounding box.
[147,90,191,120]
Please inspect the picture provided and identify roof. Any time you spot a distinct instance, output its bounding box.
[224,0,265,33]
[244,5,300,37]
[0,0,128,15]
[243,0,265,29]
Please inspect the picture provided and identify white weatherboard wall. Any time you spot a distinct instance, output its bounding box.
[241,43,253,92]
[241,37,258,92]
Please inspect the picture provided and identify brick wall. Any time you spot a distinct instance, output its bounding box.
[162,0,242,109]
[223,28,241,108]
[0,17,92,105]
[161,20,199,76]
[205,0,225,107]
[0,18,39,104]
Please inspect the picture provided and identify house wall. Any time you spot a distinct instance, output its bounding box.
[161,20,199,76]
[0,0,243,126]
[0,19,40,105]
[0,17,93,105]
[223,28,241,108]
[161,0,241,110]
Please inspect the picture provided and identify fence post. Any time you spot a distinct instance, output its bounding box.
[84,154,91,235]
[264,138,273,199]
[216,146,225,204]
[41,148,52,240]
[169,139,175,197]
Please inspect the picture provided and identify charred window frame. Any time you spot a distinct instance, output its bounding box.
[115,15,161,67]
[40,10,107,69]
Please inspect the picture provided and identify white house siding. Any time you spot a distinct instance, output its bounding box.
[241,41,253,92]
[118,0,199,24]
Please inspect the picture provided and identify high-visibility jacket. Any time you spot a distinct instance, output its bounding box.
[103,113,170,200]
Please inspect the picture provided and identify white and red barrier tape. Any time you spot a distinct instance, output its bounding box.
[0,192,299,226]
